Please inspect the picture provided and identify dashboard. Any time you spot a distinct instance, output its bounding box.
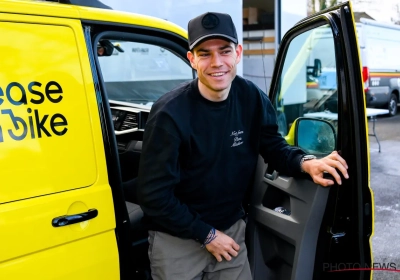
[110,105,149,151]
[111,106,150,133]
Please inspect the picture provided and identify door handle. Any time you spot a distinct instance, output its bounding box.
[52,209,98,227]
[265,170,278,180]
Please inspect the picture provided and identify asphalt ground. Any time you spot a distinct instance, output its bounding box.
[368,111,400,280]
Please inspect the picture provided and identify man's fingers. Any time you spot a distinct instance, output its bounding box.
[335,155,348,169]
[223,252,232,261]
[324,165,342,185]
[329,151,349,170]
[232,242,240,251]
[324,158,349,181]
[206,231,241,262]
[307,151,350,187]
[316,177,335,187]
[209,245,240,262]
[228,247,239,257]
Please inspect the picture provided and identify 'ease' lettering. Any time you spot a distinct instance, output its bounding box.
[0,80,68,142]
[0,80,63,105]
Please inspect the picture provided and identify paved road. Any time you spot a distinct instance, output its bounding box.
[368,113,400,280]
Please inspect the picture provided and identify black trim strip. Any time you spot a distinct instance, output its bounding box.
[83,24,132,280]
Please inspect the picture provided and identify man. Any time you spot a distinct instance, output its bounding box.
[137,12,348,280]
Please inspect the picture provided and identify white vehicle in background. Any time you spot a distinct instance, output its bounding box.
[357,18,400,116]
[310,18,400,116]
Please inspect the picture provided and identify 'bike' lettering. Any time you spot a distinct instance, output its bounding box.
[0,109,68,142]
[1,109,28,140]
[34,109,51,138]
[0,80,68,143]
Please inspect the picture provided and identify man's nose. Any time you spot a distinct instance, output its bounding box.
[210,53,222,67]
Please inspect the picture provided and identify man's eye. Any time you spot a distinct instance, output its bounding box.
[222,50,232,55]
[199,53,209,57]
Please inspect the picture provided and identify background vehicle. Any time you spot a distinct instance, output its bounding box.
[0,1,373,280]
[307,18,400,116]
[357,18,400,116]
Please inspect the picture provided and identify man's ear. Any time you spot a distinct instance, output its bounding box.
[234,44,243,65]
[187,51,197,69]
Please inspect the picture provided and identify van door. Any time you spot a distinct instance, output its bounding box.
[246,2,373,280]
[0,12,118,279]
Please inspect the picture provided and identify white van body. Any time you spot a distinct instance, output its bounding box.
[355,18,400,115]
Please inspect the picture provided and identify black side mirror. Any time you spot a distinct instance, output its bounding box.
[313,58,322,77]
[97,40,115,56]
[295,117,336,155]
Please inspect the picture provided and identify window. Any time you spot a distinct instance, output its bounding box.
[97,39,193,107]
[272,24,337,154]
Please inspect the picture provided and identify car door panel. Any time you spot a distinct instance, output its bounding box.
[248,157,330,280]
[0,13,118,279]
[247,2,372,280]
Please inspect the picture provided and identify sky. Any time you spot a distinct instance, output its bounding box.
[345,0,400,23]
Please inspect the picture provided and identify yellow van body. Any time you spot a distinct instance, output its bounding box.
[0,1,186,279]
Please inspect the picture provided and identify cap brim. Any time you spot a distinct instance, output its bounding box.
[189,34,238,50]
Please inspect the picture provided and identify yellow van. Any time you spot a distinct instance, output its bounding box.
[0,1,373,279]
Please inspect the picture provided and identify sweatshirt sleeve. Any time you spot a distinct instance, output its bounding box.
[136,112,212,243]
[258,91,306,176]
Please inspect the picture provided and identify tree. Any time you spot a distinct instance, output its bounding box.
[308,0,338,15]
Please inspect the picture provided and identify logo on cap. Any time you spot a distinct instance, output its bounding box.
[202,13,219,29]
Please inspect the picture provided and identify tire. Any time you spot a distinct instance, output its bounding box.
[388,93,398,116]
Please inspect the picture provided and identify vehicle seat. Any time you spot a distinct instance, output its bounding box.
[118,142,150,274]
[119,142,142,183]
[125,200,148,241]
[118,141,142,204]
[125,201,150,278]
[121,177,147,241]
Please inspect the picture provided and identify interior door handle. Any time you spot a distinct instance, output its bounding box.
[52,209,98,227]
[265,170,278,180]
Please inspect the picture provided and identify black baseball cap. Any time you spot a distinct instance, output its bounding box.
[188,12,238,50]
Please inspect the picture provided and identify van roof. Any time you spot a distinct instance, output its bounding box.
[1,0,187,39]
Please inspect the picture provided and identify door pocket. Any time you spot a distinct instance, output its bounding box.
[257,227,295,270]
[262,184,291,216]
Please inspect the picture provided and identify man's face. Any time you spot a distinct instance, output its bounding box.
[187,38,242,100]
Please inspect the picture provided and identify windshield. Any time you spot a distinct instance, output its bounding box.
[98,40,193,107]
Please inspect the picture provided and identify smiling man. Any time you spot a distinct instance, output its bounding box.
[137,12,349,280]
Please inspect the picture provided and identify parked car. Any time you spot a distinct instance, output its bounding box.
[0,1,373,280]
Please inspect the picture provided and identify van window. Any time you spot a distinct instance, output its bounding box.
[272,24,337,150]
[0,22,97,203]
[97,40,193,108]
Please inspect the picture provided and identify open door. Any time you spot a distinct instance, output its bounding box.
[246,2,373,280]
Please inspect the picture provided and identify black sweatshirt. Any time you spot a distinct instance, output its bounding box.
[137,76,305,244]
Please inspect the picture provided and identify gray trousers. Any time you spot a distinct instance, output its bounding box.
[148,219,252,280]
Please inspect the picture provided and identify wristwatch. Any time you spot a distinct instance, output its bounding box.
[300,155,317,173]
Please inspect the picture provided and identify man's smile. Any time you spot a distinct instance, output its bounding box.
[209,72,227,77]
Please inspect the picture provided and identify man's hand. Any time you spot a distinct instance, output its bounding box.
[301,151,349,187]
[205,230,240,262]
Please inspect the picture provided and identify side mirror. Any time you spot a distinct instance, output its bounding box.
[313,58,322,77]
[294,117,336,155]
[97,40,116,57]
